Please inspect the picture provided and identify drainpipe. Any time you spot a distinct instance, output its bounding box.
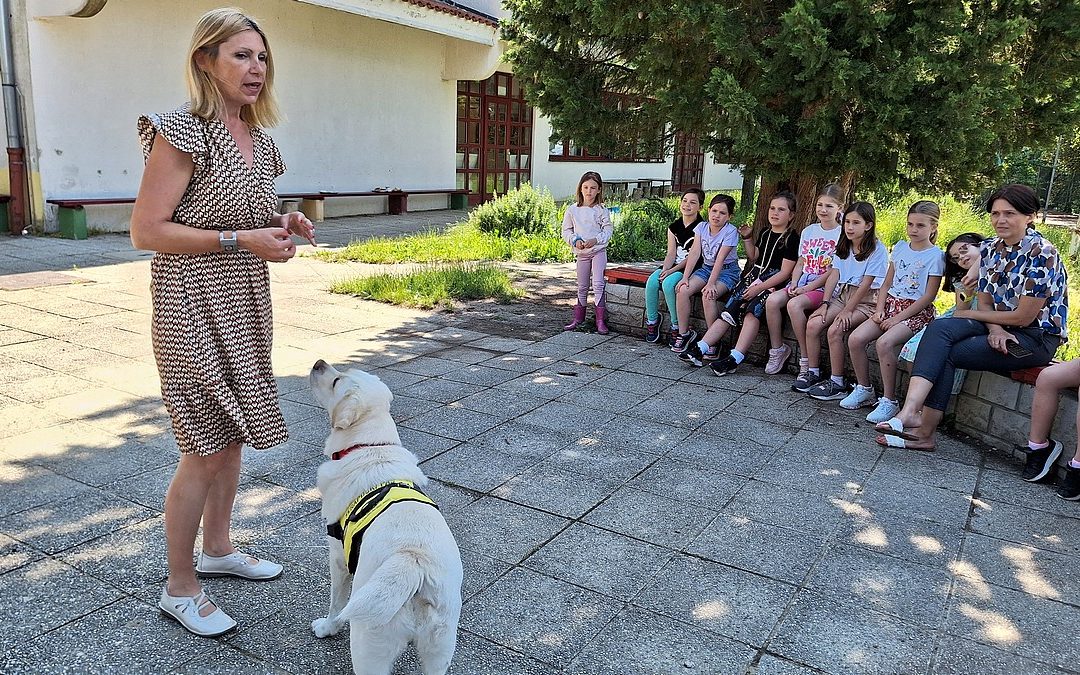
[0,0,27,235]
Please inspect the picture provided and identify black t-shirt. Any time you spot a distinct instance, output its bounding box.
[747,228,799,275]
[668,215,704,263]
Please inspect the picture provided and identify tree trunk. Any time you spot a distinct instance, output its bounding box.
[740,172,758,212]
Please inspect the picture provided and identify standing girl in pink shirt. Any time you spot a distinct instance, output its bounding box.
[562,171,613,334]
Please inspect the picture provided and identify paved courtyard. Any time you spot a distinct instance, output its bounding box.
[1,213,1078,674]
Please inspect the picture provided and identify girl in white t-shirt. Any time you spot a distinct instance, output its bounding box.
[562,171,613,334]
[848,200,946,417]
[801,201,888,401]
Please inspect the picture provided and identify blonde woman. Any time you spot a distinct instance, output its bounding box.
[131,8,315,637]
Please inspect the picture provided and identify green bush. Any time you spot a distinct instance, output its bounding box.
[468,183,559,237]
[874,193,992,249]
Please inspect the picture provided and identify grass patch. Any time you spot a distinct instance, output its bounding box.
[314,223,573,264]
[329,263,524,309]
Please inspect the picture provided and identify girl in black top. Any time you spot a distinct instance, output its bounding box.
[643,188,706,343]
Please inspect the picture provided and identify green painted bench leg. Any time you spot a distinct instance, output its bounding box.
[0,202,8,233]
[58,206,88,240]
[450,192,468,210]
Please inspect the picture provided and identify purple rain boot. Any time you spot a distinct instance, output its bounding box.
[564,302,586,331]
[594,298,609,335]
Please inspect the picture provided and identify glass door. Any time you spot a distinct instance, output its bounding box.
[457,73,533,205]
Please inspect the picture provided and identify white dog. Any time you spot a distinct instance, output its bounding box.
[309,360,463,675]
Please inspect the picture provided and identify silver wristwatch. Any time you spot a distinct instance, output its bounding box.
[219,230,238,253]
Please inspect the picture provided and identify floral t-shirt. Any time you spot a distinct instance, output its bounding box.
[978,227,1069,337]
[795,222,842,287]
[889,241,946,301]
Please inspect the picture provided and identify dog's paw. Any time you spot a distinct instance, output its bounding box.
[312,616,344,638]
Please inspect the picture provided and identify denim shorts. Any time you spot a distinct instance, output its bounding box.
[692,262,740,290]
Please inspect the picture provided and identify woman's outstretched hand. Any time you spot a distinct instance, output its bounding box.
[282,211,317,246]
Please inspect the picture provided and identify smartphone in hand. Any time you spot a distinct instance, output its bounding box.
[1005,341,1033,359]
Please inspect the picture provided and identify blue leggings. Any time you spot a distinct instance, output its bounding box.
[645,268,684,328]
[911,318,1058,411]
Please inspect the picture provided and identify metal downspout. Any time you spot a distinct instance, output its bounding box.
[0,0,27,234]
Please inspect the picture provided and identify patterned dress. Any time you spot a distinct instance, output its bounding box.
[138,107,288,456]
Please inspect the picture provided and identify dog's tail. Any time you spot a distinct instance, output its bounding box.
[339,551,424,626]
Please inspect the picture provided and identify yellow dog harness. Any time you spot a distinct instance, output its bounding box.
[326,480,439,574]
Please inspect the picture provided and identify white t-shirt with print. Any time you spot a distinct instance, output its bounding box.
[888,241,945,301]
[696,221,739,267]
[833,240,889,290]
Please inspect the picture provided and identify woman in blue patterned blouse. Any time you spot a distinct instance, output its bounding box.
[874,184,1067,450]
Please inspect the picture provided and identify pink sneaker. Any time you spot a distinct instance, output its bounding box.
[764,344,792,375]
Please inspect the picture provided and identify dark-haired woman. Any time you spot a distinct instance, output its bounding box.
[875,185,1068,451]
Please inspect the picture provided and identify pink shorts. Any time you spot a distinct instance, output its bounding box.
[801,288,825,309]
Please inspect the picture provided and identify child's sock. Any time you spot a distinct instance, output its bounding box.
[808,367,820,376]
[697,340,714,354]
[730,349,745,364]
[1070,459,1080,469]
[854,384,873,393]
[1028,440,1050,451]
[831,375,844,386]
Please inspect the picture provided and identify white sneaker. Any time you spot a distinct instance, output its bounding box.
[840,385,877,410]
[196,551,283,580]
[159,587,236,637]
[866,397,901,423]
[764,344,792,375]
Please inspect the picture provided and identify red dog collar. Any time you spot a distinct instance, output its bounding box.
[331,442,397,461]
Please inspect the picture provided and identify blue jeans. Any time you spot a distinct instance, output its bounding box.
[911,318,1058,411]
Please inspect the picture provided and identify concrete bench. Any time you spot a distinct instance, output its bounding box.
[47,197,136,239]
[279,189,469,222]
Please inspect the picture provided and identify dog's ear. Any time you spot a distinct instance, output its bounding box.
[330,393,365,430]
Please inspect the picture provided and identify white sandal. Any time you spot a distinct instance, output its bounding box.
[158,587,236,637]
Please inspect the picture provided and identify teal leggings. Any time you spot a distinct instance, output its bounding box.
[645,268,684,328]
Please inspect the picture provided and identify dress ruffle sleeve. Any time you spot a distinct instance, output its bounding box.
[138,107,208,171]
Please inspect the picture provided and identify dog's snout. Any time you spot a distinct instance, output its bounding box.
[313,359,328,371]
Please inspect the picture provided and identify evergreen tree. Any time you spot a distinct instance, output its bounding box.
[503,0,1080,224]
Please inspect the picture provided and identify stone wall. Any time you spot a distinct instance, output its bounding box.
[605,280,1074,477]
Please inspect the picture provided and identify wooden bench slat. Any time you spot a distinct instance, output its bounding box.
[47,198,136,207]
[605,263,659,286]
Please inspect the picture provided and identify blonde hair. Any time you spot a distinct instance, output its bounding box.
[908,199,941,243]
[186,7,282,127]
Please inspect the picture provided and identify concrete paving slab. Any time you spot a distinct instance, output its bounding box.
[390,394,445,424]
[444,496,568,565]
[857,474,973,525]
[0,531,43,574]
[724,480,859,539]
[945,574,1080,670]
[421,441,543,492]
[587,413,690,455]
[623,383,740,429]
[399,403,503,441]
[769,591,937,674]
[7,596,217,674]
[695,410,796,450]
[459,547,513,602]
[756,449,869,498]
[635,553,797,646]
[523,522,674,602]
[461,567,621,668]
[0,487,158,554]
[754,653,824,674]
[493,463,622,518]
[494,368,596,401]
[565,606,757,675]
[687,514,828,585]
[518,400,617,436]
[872,448,982,494]
[537,440,658,482]
[628,456,746,509]
[807,543,952,628]
[957,532,1080,602]
[932,634,1060,674]
[437,362,522,387]
[666,430,773,477]
[976,466,1079,519]
[837,509,966,569]
[395,427,460,462]
[0,556,125,652]
[582,485,716,549]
